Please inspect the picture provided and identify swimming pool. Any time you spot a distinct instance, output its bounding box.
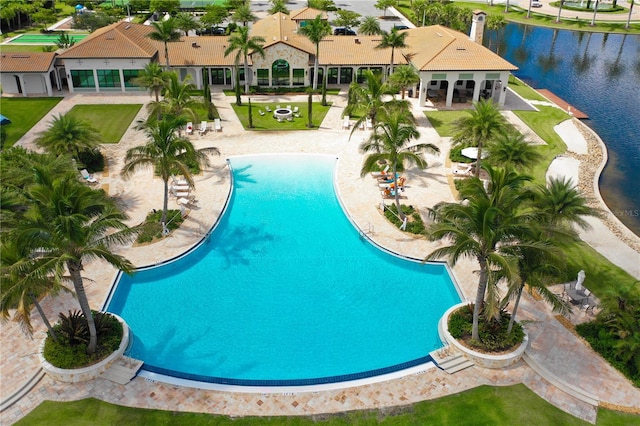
[106,154,461,387]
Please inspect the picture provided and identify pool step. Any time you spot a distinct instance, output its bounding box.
[430,346,474,374]
[100,356,144,385]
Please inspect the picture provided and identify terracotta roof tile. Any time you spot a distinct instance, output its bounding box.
[320,36,403,66]
[0,52,57,72]
[167,37,236,66]
[289,7,327,21]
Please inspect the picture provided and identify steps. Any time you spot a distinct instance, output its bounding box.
[429,346,474,374]
[100,356,144,385]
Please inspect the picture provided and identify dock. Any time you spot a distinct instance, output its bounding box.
[538,89,589,119]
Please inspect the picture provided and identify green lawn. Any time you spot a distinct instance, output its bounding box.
[0,97,63,147]
[15,385,640,425]
[231,102,332,130]
[0,45,55,53]
[67,104,143,143]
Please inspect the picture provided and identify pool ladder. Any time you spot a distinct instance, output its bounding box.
[359,222,374,240]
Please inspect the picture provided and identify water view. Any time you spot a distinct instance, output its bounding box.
[494,24,640,235]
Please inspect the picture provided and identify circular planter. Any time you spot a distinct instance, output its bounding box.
[439,302,528,369]
[40,313,129,383]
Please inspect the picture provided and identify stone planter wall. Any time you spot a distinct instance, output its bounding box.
[439,303,528,369]
[40,313,129,383]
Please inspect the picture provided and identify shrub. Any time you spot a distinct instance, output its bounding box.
[449,145,474,164]
[77,148,105,172]
[383,204,426,235]
[448,304,524,352]
[136,209,184,243]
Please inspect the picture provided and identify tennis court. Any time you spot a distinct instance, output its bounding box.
[7,33,88,44]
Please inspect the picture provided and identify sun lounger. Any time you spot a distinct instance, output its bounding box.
[453,163,473,176]
[371,165,390,178]
[366,118,373,130]
[171,176,189,186]
[198,121,207,135]
[80,169,98,184]
[342,116,350,129]
[359,121,365,130]
[186,122,193,135]
[213,118,221,132]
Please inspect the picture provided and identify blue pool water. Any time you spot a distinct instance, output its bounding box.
[107,154,461,385]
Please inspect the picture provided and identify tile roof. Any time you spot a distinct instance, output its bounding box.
[0,52,57,73]
[167,37,236,67]
[320,36,403,66]
[403,26,517,72]
[250,12,314,53]
[58,21,158,59]
[289,7,327,21]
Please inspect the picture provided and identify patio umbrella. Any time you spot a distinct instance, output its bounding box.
[460,147,487,160]
[0,114,12,125]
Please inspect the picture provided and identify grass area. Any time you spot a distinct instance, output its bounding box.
[0,45,56,53]
[0,97,63,147]
[67,104,143,144]
[231,102,332,130]
[424,111,468,138]
[15,385,640,425]
[508,75,548,102]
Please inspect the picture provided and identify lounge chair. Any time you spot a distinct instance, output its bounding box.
[359,121,365,131]
[342,116,350,129]
[214,118,222,132]
[294,113,301,118]
[198,121,207,135]
[80,169,98,184]
[379,177,406,190]
[370,165,390,178]
[453,163,473,176]
[171,176,189,186]
[186,122,193,135]
[366,118,373,130]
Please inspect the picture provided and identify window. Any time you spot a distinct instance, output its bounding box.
[97,69,120,88]
[327,67,338,84]
[123,69,140,88]
[70,70,95,88]
[211,68,226,84]
[272,60,289,86]
[292,69,304,86]
[339,67,353,84]
[257,69,269,86]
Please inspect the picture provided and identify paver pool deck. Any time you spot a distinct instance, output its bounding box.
[1,90,639,425]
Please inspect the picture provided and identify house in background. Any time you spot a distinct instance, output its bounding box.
[0,52,61,96]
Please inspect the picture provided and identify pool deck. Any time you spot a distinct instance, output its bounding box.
[1,90,639,424]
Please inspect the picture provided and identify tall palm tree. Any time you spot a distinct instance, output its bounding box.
[388,64,420,99]
[486,131,543,172]
[533,176,602,230]
[13,170,137,354]
[360,104,439,220]
[358,16,382,35]
[35,113,103,159]
[224,26,265,95]
[147,19,181,69]
[299,14,331,91]
[555,0,566,23]
[590,0,600,26]
[121,117,220,226]
[148,72,201,123]
[625,0,635,29]
[345,70,397,136]
[133,62,169,103]
[376,28,408,75]
[452,98,506,177]
[426,165,536,340]
[174,12,200,36]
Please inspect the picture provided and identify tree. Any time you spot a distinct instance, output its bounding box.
[73,11,118,32]
[388,64,419,99]
[31,8,56,29]
[345,69,397,135]
[224,25,266,95]
[376,28,408,75]
[174,12,200,36]
[332,9,361,31]
[426,166,537,340]
[452,99,506,177]
[147,18,181,69]
[128,0,151,14]
[121,117,220,226]
[299,14,331,91]
[590,0,600,26]
[232,4,257,27]
[133,62,169,103]
[358,16,382,35]
[148,72,201,122]
[360,104,439,220]
[35,113,102,160]
[555,0,566,23]
[201,4,229,29]
[150,0,180,15]
[486,14,507,54]
[486,131,543,172]
[269,0,289,15]
[12,170,137,354]
[626,0,635,29]
[307,90,314,128]
[375,0,395,17]
[56,33,75,49]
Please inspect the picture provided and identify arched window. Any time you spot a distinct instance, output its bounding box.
[272,60,290,86]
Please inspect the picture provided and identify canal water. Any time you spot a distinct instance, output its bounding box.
[492,24,640,236]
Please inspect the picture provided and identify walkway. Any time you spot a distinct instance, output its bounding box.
[1,90,639,425]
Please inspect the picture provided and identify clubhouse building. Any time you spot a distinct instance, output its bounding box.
[0,8,517,107]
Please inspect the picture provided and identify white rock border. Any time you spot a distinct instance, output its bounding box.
[39,313,129,383]
[439,302,528,369]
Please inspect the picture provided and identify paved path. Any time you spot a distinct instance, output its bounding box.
[1,90,639,425]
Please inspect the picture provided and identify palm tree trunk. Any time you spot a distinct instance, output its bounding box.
[243,53,250,94]
[164,42,170,69]
[507,284,524,334]
[162,178,169,225]
[591,0,599,25]
[472,258,489,341]
[392,164,404,221]
[67,261,97,354]
[313,45,320,90]
[556,0,564,23]
[626,1,633,29]
[30,293,58,342]
[474,141,484,177]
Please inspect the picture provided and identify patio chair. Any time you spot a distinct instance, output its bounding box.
[342,116,350,129]
[276,104,281,109]
[80,169,98,184]
[186,122,193,135]
[265,106,272,112]
[214,118,222,132]
[259,109,265,116]
[287,117,293,122]
[293,106,299,113]
[286,105,291,109]
[198,121,207,135]
[453,163,473,176]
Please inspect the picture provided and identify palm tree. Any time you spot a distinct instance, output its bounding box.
[388,64,420,99]
[486,131,543,172]
[626,0,635,29]
[452,99,506,177]
[555,0,566,23]
[121,117,220,226]
[533,176,602,230]
[232,4,257,27]
[35,113,103,159]
[376,28,408,75]
[147,19,181,69]
[360,104,439,220]
[148,72,201,123]
[345,70,397,135]
[133,62,169,103]
[174,12,200,36]
[358,16,382,35]
[13,170,137,354]
[224,26,265,95]
[299,14,331,91]
[591,0,600,26]
[426,166,536,340]
[269,0,289,15]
